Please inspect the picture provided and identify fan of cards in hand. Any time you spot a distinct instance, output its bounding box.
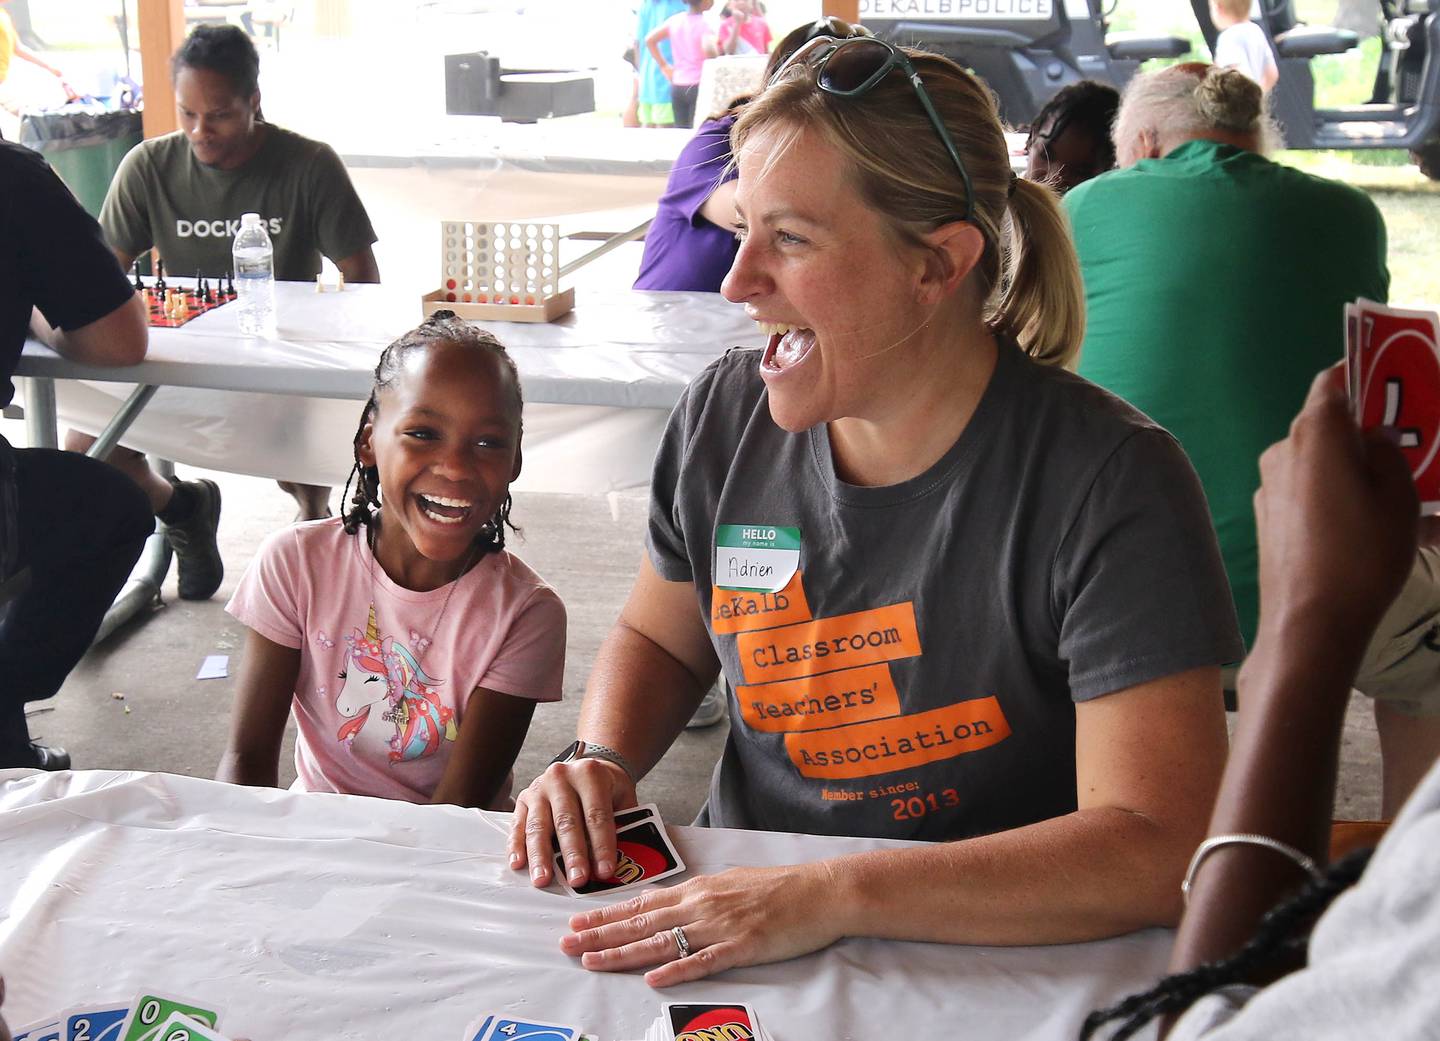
[1345,298,1440,512]
[12,989,228,1041]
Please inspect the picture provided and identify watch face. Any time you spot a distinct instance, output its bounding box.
[554,739,585,764]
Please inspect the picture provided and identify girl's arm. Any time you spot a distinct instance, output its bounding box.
[719,20,738,55]
[13,44,63,79]
[646,25,674,81]
[431,687,539,809]
[1161,371,1416,1013]
[216,628,301,788]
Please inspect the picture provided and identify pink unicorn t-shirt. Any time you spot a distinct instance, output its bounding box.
[226,518,566,807]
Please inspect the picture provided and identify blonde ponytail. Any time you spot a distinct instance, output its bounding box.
[736,47,1086,368]
[990,177,1085,368]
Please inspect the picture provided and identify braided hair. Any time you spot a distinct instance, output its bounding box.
[341,310,524,557]
[1080,847,1375,1041]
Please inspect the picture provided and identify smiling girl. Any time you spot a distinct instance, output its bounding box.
[218,313,566,808]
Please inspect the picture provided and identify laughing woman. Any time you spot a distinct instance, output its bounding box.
[511,28,1243,984]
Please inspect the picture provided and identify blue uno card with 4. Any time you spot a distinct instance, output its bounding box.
[65,1007,129,1041]
[479,1017,578,1041]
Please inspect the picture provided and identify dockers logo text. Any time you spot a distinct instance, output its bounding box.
[176,217,283,238]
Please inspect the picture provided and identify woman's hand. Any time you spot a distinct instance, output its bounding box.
[509,758,637,888]
[560,862,848,987]
[1252,365,1417,653]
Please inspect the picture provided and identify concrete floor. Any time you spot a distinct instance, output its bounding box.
[20,461,1389,823]
[20,469,729,824]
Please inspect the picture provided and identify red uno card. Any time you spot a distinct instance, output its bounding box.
[556,817,685,896]
[664,1003,759,1041]
[1351,298,1440,511]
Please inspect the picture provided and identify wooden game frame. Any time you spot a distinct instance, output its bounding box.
[422,220,576,324]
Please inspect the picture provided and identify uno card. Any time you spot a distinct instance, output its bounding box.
[149,1013,229,1041]
[478,1016,579,1041]
[557,817,686,896]
[13,1021,62,1041]
[117,994,221,1041]
[62,1004,130,1041]
[1350,298,1440,510]
[1345,301,1361,411]
[664,1003,760,1041]
[461,1014,494,1041]
[613,802,660,829]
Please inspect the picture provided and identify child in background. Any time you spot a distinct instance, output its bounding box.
[0,0,71,118]
[218,312,567,810]
[1210,0,1278,91]
[717,0,770,56]
[647,0,716,129]
[635,0,686,127]
[1024,80,1120,195]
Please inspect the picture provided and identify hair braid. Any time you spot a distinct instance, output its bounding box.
[341,310,524,558]
[1080,847,1375,1041]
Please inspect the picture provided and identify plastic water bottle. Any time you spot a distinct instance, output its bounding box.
[232,212,276,337]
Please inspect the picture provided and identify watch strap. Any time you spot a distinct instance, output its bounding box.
[552,739,638,786]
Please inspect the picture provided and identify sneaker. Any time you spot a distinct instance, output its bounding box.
[685,684,727,729]
[6,740,71,771]
[162,478,224,600]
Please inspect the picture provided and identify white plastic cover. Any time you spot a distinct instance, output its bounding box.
[0,770,1173,1040]
[23,285,757,493]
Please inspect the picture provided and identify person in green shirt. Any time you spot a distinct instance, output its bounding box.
[1066,61,1389,653]
[79,25,381,601]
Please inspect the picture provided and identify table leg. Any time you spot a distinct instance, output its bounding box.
[86,384,161,462]
[92,455,175,644]
[22,377,58,450]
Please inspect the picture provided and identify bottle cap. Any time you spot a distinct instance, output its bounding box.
[240,212,262,227]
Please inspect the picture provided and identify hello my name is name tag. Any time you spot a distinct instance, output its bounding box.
[715,524,801,593]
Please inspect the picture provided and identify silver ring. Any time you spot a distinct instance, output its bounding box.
[671,925,692,959]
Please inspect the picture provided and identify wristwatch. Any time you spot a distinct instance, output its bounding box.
[550,739,638,786]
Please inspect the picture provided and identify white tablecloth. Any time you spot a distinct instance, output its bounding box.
[18,284,757,492]
[0,770,1172,1041]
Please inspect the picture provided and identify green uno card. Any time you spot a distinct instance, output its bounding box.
[152,1012,227,1041]
[119,995,220,1041]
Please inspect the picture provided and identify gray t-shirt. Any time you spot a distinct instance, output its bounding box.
[1168,758,1440,1040]
[99,124,377,282]
[648,343,1243,840]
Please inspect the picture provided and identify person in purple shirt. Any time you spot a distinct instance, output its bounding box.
[634,17,860,293]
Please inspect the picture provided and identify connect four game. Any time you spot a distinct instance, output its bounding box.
[422,220,576,323]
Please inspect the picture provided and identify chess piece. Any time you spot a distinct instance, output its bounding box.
[132,259,145,292]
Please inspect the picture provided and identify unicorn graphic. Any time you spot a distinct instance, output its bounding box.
[334,604,457,763]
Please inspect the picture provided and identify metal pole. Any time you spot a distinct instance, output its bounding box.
[557,219,653,279]
[22,378,58,450]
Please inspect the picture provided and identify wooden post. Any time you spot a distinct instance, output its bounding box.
[137,0,184,139]
[822,0,860,23]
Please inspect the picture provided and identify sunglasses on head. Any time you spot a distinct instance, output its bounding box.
[772,34,976,223]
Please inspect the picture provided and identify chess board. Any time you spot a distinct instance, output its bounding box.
[142,286,233,328]
[422,220,575,324]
